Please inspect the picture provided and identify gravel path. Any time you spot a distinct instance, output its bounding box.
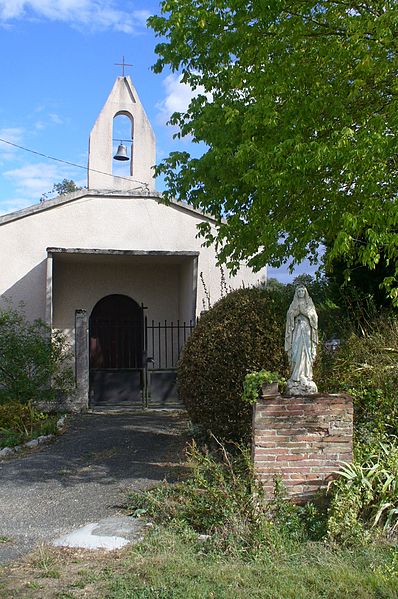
[0,410,189,564]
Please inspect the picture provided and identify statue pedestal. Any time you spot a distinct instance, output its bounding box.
[252,392,353,501]
[286,379,318,396]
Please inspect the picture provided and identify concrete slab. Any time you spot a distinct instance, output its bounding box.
[53,516,146,550]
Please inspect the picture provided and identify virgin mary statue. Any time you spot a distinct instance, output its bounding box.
[284,285,318,395]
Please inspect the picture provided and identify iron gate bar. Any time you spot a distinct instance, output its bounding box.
[142,317,197,405]
[144,318,196,370]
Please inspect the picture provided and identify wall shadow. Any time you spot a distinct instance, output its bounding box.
[1,260,47,320]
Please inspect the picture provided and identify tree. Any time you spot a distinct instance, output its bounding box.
[326,249,396,309]
[40,179,82,202]
[149,2,398,302]
[52,179,81,195]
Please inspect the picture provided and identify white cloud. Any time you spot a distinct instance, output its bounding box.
[0,127,25,161]
[3,162,78,200]
[31,112,65,131]
[48,113,64,125]
[156,73,212,142]
[157,74,199,125]
[0,1,150,33]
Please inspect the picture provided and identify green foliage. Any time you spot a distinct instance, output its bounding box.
[328,439,398,544]
[326,251,398,310]
[269,479,327,543]
[242,370,284,405]
[52,179,81,196]
[0,400,59,447]
[2,529,398,598]
[149,2,398,302]
[128,439,325,557]
[0,304,73,405]
[130,440,259,538]
[177,287,290,441]
[40,178,82,202]
[318,312,398,436]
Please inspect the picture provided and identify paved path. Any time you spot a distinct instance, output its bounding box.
[0,411,188,564]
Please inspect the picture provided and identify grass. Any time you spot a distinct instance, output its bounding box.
[0,529,397,598]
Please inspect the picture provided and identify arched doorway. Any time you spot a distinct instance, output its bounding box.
[89,294,144,407]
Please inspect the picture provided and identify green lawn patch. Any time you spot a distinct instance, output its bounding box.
[0,531,397,598]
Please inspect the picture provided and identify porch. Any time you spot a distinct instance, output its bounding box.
[46,248,199,409]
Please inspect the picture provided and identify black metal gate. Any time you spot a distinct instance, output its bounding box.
[144,317,196,407]
[89,294,195,408]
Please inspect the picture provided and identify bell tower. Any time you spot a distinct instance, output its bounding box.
[87,76,156,192]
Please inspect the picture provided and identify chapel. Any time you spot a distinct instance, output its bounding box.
[0,76,264,409]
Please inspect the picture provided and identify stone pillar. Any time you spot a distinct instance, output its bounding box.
[75,309,89,411]
[45,253,53,327]
[252,388,353,501]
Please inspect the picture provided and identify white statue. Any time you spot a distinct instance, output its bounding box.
[285,285,318,395]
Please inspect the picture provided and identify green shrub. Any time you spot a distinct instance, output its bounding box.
[177,287,290,441]
[0,400,59,447]
[318,313,398,436]
[0,304,73,405]
[328,438,398,544]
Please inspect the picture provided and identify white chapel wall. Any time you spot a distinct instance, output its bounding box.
[0,193,265,329]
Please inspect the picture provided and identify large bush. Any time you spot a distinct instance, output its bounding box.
[0,304,73,405]
[177,287,290,441]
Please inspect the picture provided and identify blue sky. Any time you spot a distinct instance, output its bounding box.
[0,0,184,210]
[0,0,314,282]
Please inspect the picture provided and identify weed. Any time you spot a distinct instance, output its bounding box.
[328,438,398,544]
[0,536,12,544]
[0,427,24,448]
[128,439,326,558]
[25,581,43,590]
[32,545,61,578]
[0,401,60,448]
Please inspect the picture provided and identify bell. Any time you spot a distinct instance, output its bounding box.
[113,143,129,161]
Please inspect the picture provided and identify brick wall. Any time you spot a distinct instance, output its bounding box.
[252,391,353,501]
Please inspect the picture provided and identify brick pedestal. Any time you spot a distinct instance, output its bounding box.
[252,391,353,501]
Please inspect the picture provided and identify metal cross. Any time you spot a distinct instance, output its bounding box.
[114,56,133,77]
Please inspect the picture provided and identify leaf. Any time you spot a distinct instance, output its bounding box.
[149,1,398,298]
